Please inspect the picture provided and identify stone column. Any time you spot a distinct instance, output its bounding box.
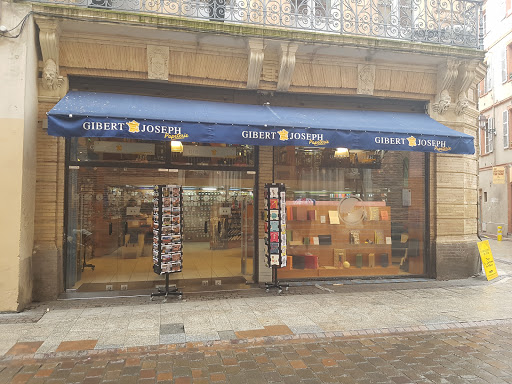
[430,96,481,279]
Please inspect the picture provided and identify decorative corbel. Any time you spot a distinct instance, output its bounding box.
[454,60,480,115]
[276,43,298,92]
[35,18,67,100]
[432,59,459,114]
[246,39,265,89]
[147,45,169,81]
[357,64,376,95]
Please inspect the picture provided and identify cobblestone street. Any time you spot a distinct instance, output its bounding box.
[2,324,512,384]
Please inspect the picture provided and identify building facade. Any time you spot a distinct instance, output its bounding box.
[479,0,512,236]
[0,0,485,311]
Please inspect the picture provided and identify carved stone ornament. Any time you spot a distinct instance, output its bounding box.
[454,60,483,115]
[41,59,64,91]
[276,43,298,92]
[455,92,470,115]
[357,64,376,95]
[432,90,452,114]
[147,45,169,81]
[247,39,265,89]
[432,59,459,115]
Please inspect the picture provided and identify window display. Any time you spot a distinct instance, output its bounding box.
[275,147,426,279]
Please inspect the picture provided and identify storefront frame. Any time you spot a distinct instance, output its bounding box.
[62,140,261,291]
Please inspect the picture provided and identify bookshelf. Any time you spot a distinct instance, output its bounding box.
[279,201,396,278]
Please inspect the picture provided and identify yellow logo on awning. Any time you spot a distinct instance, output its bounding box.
[407,136,417,147]
[277,129,289,141]
[127,120,140,133]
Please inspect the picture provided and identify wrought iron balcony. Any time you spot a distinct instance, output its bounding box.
[29,0,482,48]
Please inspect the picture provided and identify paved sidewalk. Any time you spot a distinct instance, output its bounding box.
[0,239,510,362]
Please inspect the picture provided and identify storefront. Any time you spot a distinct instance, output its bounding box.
[48,91,474,292]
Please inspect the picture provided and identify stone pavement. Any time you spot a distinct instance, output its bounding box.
[0,239,510,383]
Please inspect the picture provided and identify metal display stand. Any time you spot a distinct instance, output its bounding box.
[150,185,184,302]
[151,273,182,301]
[263,183,289,294]
[265,265,289,294]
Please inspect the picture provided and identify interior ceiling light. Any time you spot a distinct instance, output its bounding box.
[171,141,184,153]
[334,148,349,158]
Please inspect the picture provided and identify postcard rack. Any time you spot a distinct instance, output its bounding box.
[151,185,183,301]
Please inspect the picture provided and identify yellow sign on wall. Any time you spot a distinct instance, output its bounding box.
[493,166,505,184]
[477,240,499,281]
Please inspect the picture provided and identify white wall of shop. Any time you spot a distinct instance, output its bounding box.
[479,0,512,236]
[480,169,509,235]
[0,1,38,311]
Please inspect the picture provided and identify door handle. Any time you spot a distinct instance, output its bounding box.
[218,220,221,234]
[109,222,112,235]
[204,221,208,234]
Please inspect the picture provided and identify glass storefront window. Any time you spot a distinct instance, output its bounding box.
[171,143,254,167]
[69,138,255,168]
[275,146,426,279]
[65,167,255,291]
[70,137,167,163]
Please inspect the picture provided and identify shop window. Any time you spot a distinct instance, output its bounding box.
[275,147,426,279]
[69,138,255,168]
[507,43,512,81]
[485,117,495,154]
[502,48,508,83]
[70,137,167,163]
[504,110,510,148]
[485,59,493,94]
[482,10,486,35]
[170,143,254,167]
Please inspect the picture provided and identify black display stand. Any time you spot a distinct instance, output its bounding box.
[263,183,289,294]
[151,273,181,301]
[265,265,289,294]
[150,185,183,301]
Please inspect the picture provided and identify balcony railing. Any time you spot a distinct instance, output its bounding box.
[29,0,482,48]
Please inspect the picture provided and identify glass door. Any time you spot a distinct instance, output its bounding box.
[179,170,255,287]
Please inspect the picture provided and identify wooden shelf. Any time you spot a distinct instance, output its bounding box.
[285,201,392,271]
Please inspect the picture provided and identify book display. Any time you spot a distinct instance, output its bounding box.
[279,197,393,278]
[151,185,183,300]
[264,183,289,293]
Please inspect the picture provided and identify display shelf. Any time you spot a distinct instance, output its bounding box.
[282,201,392,276]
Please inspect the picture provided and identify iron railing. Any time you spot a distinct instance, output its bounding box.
[30,0,482,48]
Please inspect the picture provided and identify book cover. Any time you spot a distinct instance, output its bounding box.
[374,230,384,244]
[350,230,360,244]
[329,211,340,225]
[318,235,331,245]
[297,207,308,221]
[380,209,389,220]
[369,207,380,221]
[356,253,363,268]
[333,249,346,267]
[312,237,319,245]
[307,210,316,221]
[368,253,375,268]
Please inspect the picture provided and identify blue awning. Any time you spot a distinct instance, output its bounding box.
[47,91,475,154]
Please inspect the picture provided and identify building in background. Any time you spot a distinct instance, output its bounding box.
[478,0,512,237]
[1,0,485,310]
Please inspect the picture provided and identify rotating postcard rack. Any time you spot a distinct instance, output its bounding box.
[151,185,183,301]
[264,183,289,293]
